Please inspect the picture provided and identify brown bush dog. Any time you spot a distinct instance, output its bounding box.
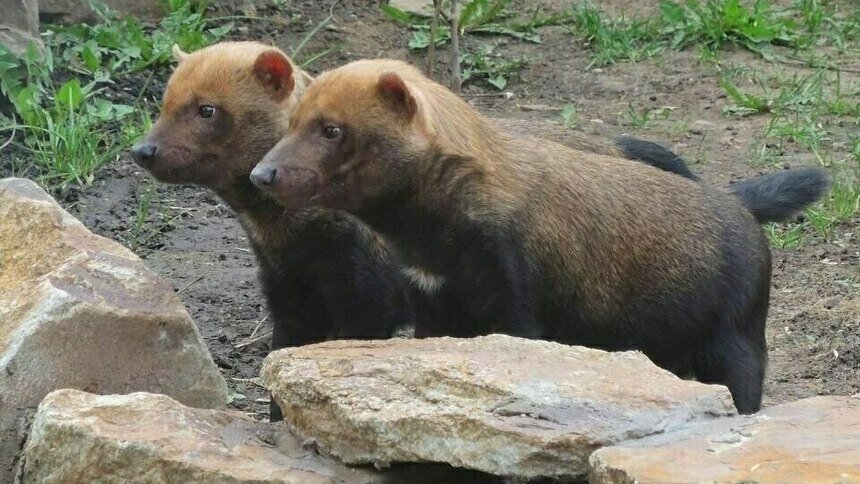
[251,59,828,414]
[129,42,709,420]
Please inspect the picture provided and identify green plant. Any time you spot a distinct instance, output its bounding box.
[288,15,338,68]
[567,3,664,67]
[49,0,231,76]
[659,0,797,60]
[764,222,805,248]
[560,104,577,128]
[0,43,134,185]
[382,0,547,50]
[0,0,230,187]
[460,44,525,90]
[808,175,859,239]
[721,70,858,118]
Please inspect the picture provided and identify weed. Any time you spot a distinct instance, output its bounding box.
[620,103,671,128]
[49,0,231,76]
[721,70,858,118]
[127,182,156,250]
[0,0,229,187]
[567,3,664,67]
[382,0,550,50]
[460,44,525,90]
[659,0,797,60]
[767,174,858,246]
[288,15,337,68]
[765,222,805,249]
[560,104,577,128]
[0,44,133,185]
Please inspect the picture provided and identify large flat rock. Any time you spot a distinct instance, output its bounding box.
[0,178,227,477]
[261,334,736,480]
[589,395,860,483]
[20,389,376,483]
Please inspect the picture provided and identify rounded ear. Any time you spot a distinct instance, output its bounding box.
[378,72,418,119]
[171,44,189,62]
[253,50,296,100]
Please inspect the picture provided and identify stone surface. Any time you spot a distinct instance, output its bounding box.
[261,334,736,480]
[589,395,860,483]
[389,0,435,16]
[39,0,166,23]
[0,178,228,478]
[39,0,261,23]
[0,0,42,54]
[21,389,377,483]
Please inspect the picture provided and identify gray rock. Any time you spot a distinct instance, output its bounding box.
[0,178,228,480]
[589,395,860,483]
[21,389,376,483]
[261,335,736,480]
[38,0,165,23]
[389,0,435,17]
[0,0,41,54]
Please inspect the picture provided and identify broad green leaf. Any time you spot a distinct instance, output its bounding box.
[56,79,84,110]
[487,75,506,90]
[409,30,431,50]
[561,104,577,127]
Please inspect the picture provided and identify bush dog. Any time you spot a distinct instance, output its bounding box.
[251,59,828,414]
[129,42,714,419]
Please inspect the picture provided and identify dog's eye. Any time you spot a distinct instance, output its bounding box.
[199,105,216,118]
[323,126,343,139]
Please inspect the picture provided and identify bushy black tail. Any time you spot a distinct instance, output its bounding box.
[725,168,830,223]
[614,137,830,224]
[614,136,700,181]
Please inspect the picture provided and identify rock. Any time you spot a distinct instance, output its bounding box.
[38,0,166,23]
[0,178,228,479]
[261,335,736,480]
[21,389,377,483]
[389,0,435,16]
[589,395,860,483]
[0,0,42,54]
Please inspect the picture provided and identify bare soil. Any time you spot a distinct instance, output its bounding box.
[4,0,858,423]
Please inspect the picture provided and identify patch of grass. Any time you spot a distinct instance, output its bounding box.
[0,0,229,187]
[805,175,859,240]
[566,3,664,67]
[0,44,134,185]
[288,14,338,69]
[720,70,858,118]
[620,103,672,129]
[560,103,577,128]
[566,0,855,67]
[124,183,189,251]
[49,0,231,76]
[765,222,805,249]
[767,174,858,247]
[460,44,525,90]
[659,0,797,60]
[126,182,157,250]
[382,0,557,50]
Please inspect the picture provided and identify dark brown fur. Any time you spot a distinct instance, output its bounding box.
[131,43,705,421]
[252,59,781,414]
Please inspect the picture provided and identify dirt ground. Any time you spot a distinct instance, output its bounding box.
[5,0,858,421]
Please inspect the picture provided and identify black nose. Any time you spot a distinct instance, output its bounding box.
[131,142,157,167]
[250,165,278,187]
